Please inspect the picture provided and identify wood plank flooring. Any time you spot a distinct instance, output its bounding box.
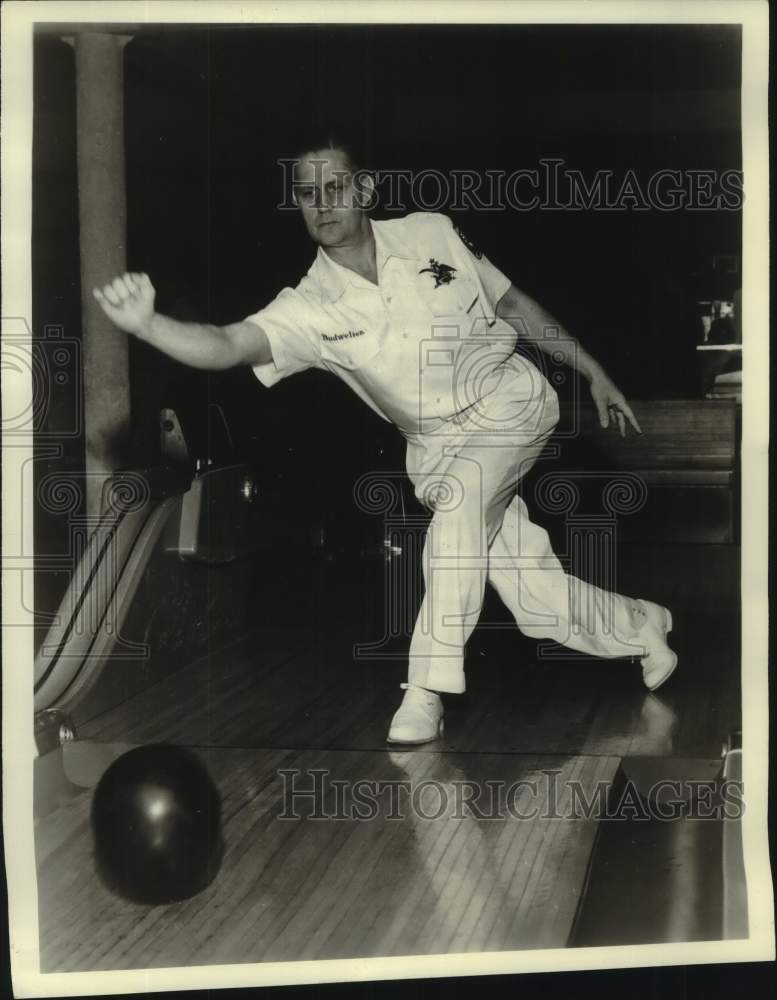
[36,542,740,971]
[36,748,620,971]
[77,545,740,758]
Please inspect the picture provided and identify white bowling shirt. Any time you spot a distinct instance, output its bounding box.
[247,212,519,435]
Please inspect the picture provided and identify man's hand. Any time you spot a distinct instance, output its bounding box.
[589,371,642,437]
[93,273,156,338]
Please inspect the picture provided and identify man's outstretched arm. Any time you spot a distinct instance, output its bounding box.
[93,272,272,370]
[495,282,642,436]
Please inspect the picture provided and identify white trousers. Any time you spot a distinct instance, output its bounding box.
[404,357,643,694]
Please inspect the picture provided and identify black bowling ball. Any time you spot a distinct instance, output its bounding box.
[91,744,224,905]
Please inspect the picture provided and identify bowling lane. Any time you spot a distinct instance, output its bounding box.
[36,746,620,971]
[77,543,740,759]
[35,539,740,970]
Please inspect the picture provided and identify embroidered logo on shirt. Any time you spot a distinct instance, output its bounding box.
[322,330,366,342]
[419,258,457,288]
[453,225,483,259]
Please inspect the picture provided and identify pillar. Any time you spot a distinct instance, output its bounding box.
[69,32,133,520]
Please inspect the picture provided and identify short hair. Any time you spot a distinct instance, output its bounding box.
[293,129,372,174]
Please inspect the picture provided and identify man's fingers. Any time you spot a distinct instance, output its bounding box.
[616,410,626,437]
[111,275,133,300]
[99,283,122,306]
[622,403,643,435]
[596,401,609,428]
[126,272,152,295]
[93,272,153,308]
[93,286,121,309]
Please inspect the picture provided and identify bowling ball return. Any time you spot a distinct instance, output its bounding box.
[33,406,267,722]
[32,405,272,825]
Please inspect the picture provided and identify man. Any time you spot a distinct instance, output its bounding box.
[94,140,677,745]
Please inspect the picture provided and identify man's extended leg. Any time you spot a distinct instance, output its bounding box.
[487,494,641,656]
[487,495,677,685]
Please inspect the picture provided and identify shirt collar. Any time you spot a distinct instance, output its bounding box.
[311,218,418,303]
[373,217,418,264]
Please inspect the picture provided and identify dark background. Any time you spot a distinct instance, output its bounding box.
[34,22,742,451]
[32,22,743,622]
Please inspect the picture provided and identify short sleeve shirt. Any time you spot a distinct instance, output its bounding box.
[246,212,515,435]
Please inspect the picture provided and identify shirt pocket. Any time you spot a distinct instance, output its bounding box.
[418,269,480,317]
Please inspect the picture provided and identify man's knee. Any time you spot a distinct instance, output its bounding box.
[418,471,483,517]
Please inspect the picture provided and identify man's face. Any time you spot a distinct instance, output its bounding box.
[293,148,369,248]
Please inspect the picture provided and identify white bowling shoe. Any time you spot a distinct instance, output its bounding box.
[387,683,444,745]
[634,599,678,691]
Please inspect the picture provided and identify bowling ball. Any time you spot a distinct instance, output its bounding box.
[91,744,223,905]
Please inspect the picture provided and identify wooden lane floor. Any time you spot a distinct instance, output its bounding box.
[75,639,731,759]
[36,746,620,971]
[36,542,738,969]
[77,543,740,759]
